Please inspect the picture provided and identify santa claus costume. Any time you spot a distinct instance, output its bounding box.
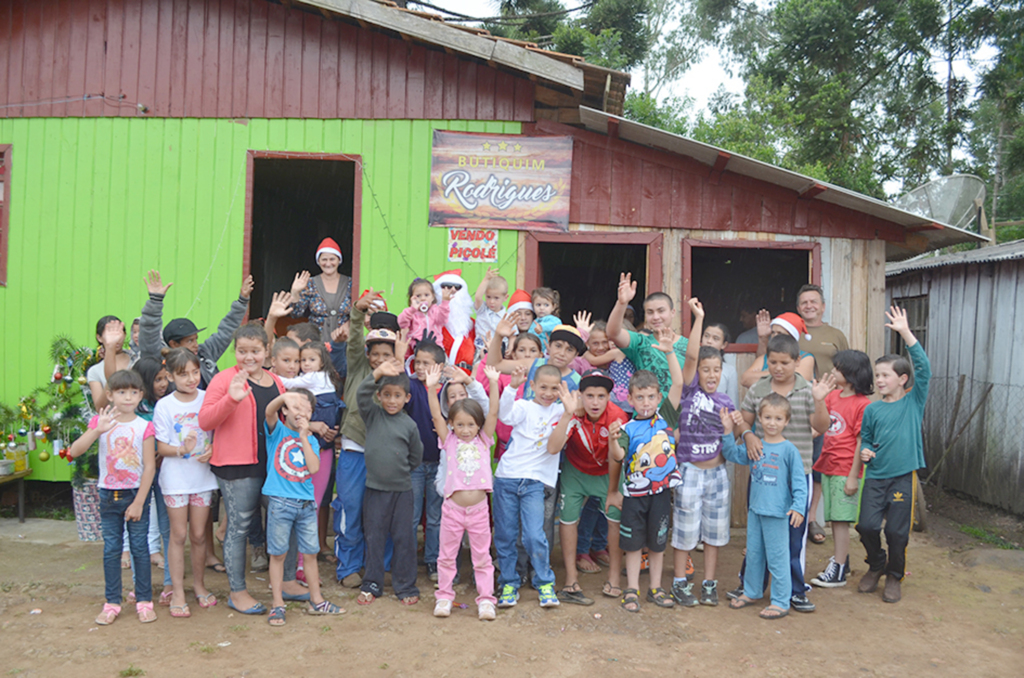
[432,270,477,374]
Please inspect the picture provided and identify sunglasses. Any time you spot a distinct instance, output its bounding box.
[440,283,462,291]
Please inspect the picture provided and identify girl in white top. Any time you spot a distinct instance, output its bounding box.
[153,348,219,617]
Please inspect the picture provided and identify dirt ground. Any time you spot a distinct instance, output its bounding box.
[1,492,1022,678]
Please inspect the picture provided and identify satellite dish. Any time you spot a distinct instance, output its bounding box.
[894,174,986,230]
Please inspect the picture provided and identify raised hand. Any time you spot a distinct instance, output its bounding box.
[95,405,118,433]
[483,364,501,383]
[688,297,704,319]
[885,305,909,334]
[228,370,250,402]
[573,311,593,336]
[240,275,255,300]
[617,272,637,305]
[268,291,293,319]
[651,327,675,353]
[424,363,444,390]
[291,270,311,298]
[145,269,173,296]
[811,372,837,401]
[559,383,579,412]
[394,328,410,362]
[508,365,528,389]
[101,320,126,350]
[607,419,623,441]
[355,288,381,312]
[441,286,455,301]
[376,360,402,378]
[719,406,734,434]
[484,267,498,281]
[444,364,469,384]
[331,322,350,343]
[495,314,516,339]
[756,309,772,339]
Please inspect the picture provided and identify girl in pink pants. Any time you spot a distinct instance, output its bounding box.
[424,363,501,621]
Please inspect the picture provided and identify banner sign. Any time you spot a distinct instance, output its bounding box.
[448,228,498,263]
[429,130,573,232]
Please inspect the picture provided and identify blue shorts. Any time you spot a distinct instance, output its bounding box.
[266,495,319,556]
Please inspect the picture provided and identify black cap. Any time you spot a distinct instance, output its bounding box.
[579,369,614,392]
[163,318,205,344]
[369,311,399,332]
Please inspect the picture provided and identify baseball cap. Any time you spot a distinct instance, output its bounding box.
[579,369,614,392]
[163,318,205,344]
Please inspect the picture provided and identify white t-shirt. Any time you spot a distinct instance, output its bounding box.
[153,391,218,495]
[718,361,739,408]
[280,371,335,396]
[496,387,564,487]
[91,414,155,490]
[475,305,506,349]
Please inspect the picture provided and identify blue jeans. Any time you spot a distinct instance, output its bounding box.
[100,488,152,604]
[127,478,173,590]
[267,496,319,556]
[576,496,608,555]
[493,477,555,590]
[411,462,442,566]
[218,476,298,593]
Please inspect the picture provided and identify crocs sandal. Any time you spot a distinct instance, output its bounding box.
[646,587,675,608]
[136,601,157,623]
[356,591,375,606]
[170,604,191,618]
[268,605,287,626]
[620,588,640,613]
[576,553,601,574]
[195,593,218,609]
[307,600,345,615]
[602,581,622,598]
[95,603,121,626]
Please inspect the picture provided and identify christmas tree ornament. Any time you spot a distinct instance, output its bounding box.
[35,430,45,439]
[38,450,50,462]
[17,427,28,437]
[7,441,16,450]
[42,425,51,435]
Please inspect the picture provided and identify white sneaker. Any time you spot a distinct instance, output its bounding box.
[478,601,496,621]
[433,599,452,618]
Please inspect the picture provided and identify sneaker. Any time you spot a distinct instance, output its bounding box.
[671,580,698,607]
[433,599,452,618]
[478,600,497,621]
[790,594,816,613]
[496,584,519,609]
[811,556,848,588]
[725,585,744,600]
[251,545,269,572]
[537,583,560,608]
[699,580,719,606]
[427,562,438,583]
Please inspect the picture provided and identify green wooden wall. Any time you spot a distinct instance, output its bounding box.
[0,117,522,405]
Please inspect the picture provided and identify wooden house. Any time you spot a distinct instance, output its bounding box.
[886,241,1024,514]
[0,0,983,484]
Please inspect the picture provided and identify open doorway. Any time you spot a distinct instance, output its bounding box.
[524,232,663,325]
[682,240,820,347]
[246,153,360,321]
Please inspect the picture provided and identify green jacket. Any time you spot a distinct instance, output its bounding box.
[339,306,370,448]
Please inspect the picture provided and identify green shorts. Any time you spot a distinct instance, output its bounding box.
[822,473,862,523]
[558,462,620,523]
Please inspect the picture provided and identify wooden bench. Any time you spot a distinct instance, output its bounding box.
[0,468,32,523]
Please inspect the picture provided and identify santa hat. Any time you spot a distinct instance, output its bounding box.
[359,289,387,312]
[507,289,533,315]
[433,269,466,290]
[771,312,811,341]
[316,238,343,265]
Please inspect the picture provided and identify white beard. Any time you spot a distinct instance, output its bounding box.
[442,288,475,338]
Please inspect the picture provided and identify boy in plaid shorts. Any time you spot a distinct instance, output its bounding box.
[671,299,735,607]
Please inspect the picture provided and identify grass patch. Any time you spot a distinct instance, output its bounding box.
[119,666,145,677]
[228,624,249,632]
[321,624,332,633]
[960,525,1022,550]
[189,642,216,654]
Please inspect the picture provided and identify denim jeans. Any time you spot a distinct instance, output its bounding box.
[333,449,367,580]
[100,488,152,604]
[576,496,609,555]
[411,462,442,566]
[493,477,555,590]
[267,496,319,555]
[516,482,556,583]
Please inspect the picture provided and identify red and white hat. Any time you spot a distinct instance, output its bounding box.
[433,269,465,289]
[316,237,343,265]
[507,289,533,315]
[771,312,811,341]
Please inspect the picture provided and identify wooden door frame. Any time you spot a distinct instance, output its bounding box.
[242,150,363,297]
[523,230,664,295]
[682,238,821,351]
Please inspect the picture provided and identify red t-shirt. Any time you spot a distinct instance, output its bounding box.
[564,402,629,476]
[813,390,870,477]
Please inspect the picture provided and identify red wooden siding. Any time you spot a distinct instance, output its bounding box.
[0,0,536,121]
[527,120,906,243]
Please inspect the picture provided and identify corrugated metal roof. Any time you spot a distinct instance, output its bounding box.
[576,107,988,259]
[886,239,1024,275]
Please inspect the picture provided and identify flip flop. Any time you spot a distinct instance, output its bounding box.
[158,590,173,607]
[590,550,611,567]
[760,605,790,620]
[602,581,622,598]
[356,591,375,606]
[227,598,267,615]
[576,553,601,574]
[557,585,594,606]
[729,595,758,610]
[399,596,420,606]
[195,593,218,609]
[169,604,191,618]
[136,601,157,623]
[206,562,227,574]
[95,603,120,626]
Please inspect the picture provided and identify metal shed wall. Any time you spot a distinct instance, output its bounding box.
[887,260,1024,514]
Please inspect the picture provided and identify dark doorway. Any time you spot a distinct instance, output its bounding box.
[538,242,647,324]
[249,156,357,320]
[689,246,811,345]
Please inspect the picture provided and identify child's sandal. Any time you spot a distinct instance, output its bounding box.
[356,591,375,606]
[158,590,173,606]
[195,593,218,609]
[399,595,420,606]
[620,588,640,613]
[307,600,345,615]
[268,606,287,626]
[646,587,675,608]
[136,601,157,623]
[95,603,121,626]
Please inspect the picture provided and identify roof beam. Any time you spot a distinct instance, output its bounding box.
[708,151,730,185]
[298,0,585,91]
[799,183,827,199]
[906,222,944,232]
